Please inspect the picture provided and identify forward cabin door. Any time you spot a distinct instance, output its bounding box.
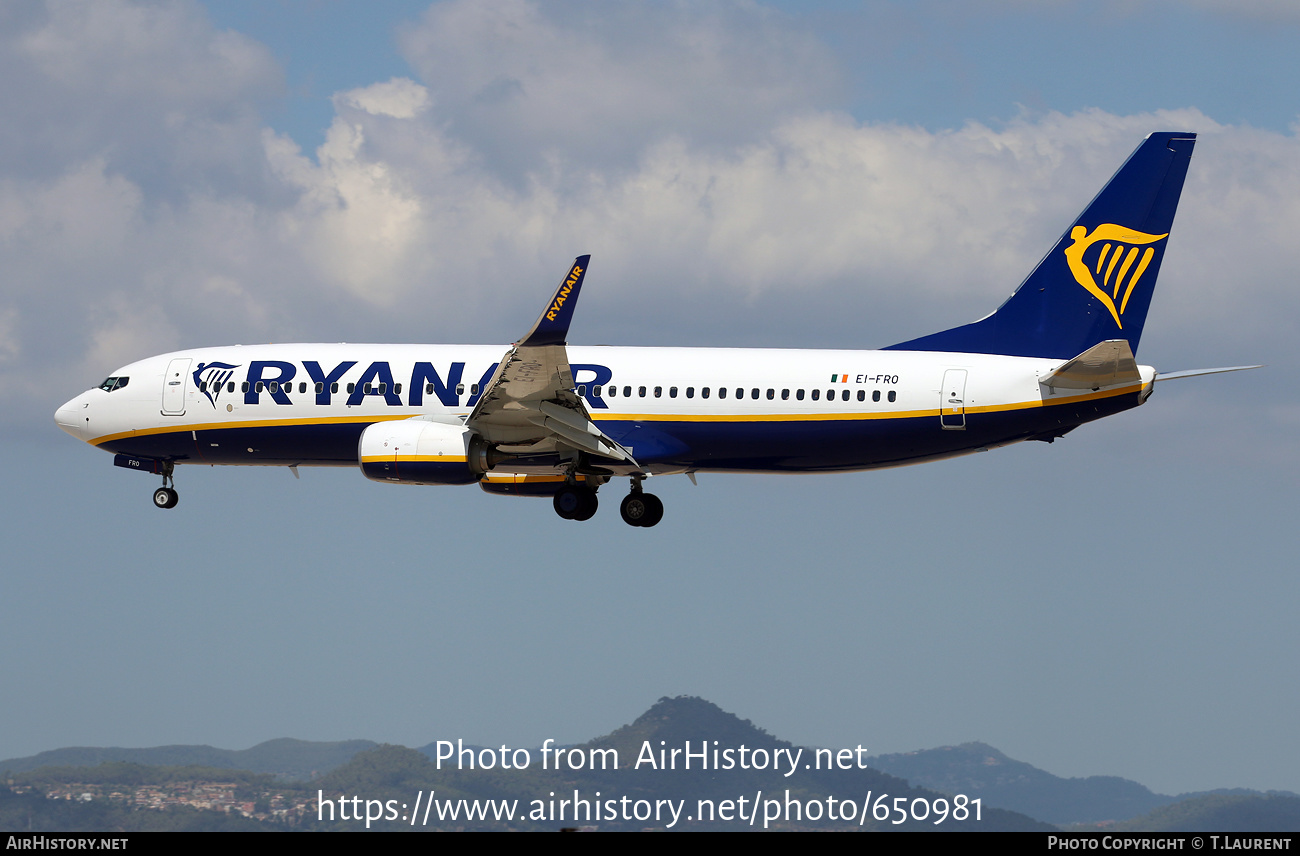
[162,358,191,415]
[940,369,967,430]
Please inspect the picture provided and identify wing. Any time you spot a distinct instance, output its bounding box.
[466,256,637,467]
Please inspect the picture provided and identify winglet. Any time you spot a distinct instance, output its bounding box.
[518,255,590,347]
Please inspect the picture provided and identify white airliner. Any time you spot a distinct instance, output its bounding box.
[55,132,1255,526]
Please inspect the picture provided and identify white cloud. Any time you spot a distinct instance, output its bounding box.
[5,0,1299,443]
[397,0,840,176]
[337,78,431,120]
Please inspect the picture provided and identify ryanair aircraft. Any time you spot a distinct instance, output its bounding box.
[55,132,1254,527]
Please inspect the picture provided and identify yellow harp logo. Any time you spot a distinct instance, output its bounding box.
[1063,224,1168,328]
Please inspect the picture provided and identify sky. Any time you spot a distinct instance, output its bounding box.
[1,0,1298,800]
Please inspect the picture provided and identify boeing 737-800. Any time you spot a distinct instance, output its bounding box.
[55,132,1254,526]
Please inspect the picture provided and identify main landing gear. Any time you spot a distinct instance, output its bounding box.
[552,475,663,527]
[619,490,663,528]
[553,484,598,521]
[152,461,179,509]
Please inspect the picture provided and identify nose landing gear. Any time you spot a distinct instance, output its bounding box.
[152,461,179,509]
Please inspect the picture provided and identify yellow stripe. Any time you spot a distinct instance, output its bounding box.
[1120,246,1155,315]
[90,413,413,446]
[360,454,467,464]
[1096,242,1112,274]
[92,383,1145,447]
[1114,246,1139,299]
[592,384,1141,424]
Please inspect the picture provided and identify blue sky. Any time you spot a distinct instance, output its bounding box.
[2,0,1298,800]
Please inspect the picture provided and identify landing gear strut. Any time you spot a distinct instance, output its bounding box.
[620,478,663,528]
[152,461,179,509]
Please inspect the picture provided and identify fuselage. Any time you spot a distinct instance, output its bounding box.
[54,343,1156,476]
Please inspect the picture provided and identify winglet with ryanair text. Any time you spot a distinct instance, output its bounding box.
[518,255,590,347]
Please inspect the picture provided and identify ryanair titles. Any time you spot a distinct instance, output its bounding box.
[546,262,584,322]
[192,359,615,410]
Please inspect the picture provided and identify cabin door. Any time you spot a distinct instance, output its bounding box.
[162,358,190,415]
[940,369,967,430]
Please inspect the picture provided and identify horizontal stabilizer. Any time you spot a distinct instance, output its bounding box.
[1155,365,1263,382]
[1040,339,1141,390]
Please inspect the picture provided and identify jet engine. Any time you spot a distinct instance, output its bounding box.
[358,419,497,485]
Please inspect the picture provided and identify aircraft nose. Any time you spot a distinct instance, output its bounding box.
[54,396,89,441]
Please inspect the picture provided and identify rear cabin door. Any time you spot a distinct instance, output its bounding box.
[940,369,967,430]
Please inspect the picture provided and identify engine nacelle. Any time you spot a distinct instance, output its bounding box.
[359,419,491,485]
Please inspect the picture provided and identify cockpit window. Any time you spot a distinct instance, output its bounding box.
[99,376,129,392]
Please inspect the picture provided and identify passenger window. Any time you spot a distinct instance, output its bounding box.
[268,381,278,393]
[426,383,434,395]
[702,387,710,399]
[888,390,897,402]
[873,389,881,402]
[842,389,850,401]
[242,382,250,393]
[227,382,234,393]
[394,383,402,395]
[811,389,820,401]
[857,389,865,401]
[299,382,307,394]
[593,385,602,397]
[198,381,207,392]
[256,382,264,393]
[577,385,586,396]
[456,383,465,395]
[781,389,789,400]
[471,384,480,395]
[826,389,834,400]
[669,386,677,398]
[654,386,662,398]
[639,386,646,397]
[316,382,324,394]
[766,389,774,400]
[380,383,387,394]
[686,387,694,399]
[363,384,372,394]
[624,386,632,397]
[347,383,355,393]
[331,382,338,394]
[750,388,759,400]
[796,389,805,400]
[719,387,727,399]
[607,385,616,398]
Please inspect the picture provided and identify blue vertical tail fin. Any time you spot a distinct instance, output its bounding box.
[886,132,1195,359]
